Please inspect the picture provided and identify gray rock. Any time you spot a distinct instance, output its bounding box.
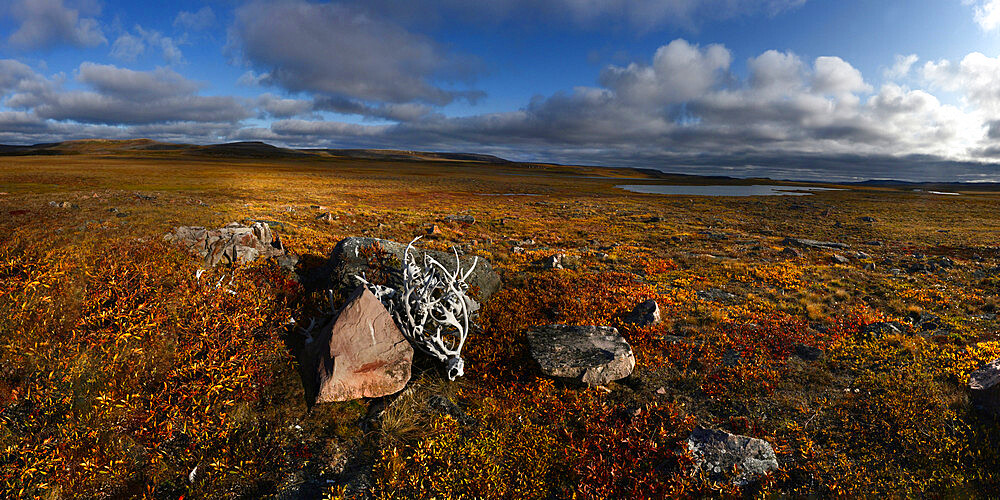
[793,343,823,361]
[969,359,1000,417]
[164,221,289,267]
[329,237,501,301]
[687,427,779,486]
[623,299,661,327]
[831,254,849,264]
[779,247,801,258]
[542,253,565,269]
[859,216,877,222]
[861,321,906,339]
[781,237,850,250]
[527,324,635,385]
[444,214,476,224]
[697,289,738,303]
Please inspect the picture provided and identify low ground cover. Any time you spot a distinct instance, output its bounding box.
[2,150,1000,497]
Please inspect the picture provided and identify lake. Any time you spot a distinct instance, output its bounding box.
[616,184,846,197]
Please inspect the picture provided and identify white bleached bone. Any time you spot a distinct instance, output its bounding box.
[357,237,477,380]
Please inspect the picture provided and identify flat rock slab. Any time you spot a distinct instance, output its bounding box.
[782,237,850,250]
[687,427,779,486]
[311,286,413,403]
[969,359,1000,417]
[329,237,501,300]
[165,221,288,267]
[527,324,635,385]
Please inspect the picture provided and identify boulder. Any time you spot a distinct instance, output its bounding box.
[329,237,501,301]
[969,359,1000,417]
[164,221,289,267]
[309,286,413,403]
[624,299,661,327]
[527,324,635,385]
[781,237,850,250]
[687,427,779,486]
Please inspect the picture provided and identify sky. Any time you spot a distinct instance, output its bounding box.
[2,1,1000,181]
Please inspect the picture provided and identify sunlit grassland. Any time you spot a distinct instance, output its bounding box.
[2,151,1000,498]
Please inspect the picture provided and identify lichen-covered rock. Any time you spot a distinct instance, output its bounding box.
[969,359,1000,417]
[623,299,661,327]
[165,221,289,267]
[310,286,413,403]
[687,427,779,486]
[527,324,635,385]
[329,237,501,301]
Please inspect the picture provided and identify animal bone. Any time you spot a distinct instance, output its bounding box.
[357,237,477,380]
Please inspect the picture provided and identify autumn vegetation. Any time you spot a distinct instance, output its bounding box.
[2,141,1000,498]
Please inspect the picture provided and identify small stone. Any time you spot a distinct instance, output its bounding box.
[793,343,823,361]
[655,386,667,395]
[623,299,661,327]
[687,427,779,486]
[780,247,801,258]
[444,214,476,224]
[527,324,635,385]
[316,212,336,223]
[969,359,1000,417]
[859,216,877,222]
[427,224,442,235]
[542,253,564,269]
[861,321,906,339]
[309,286,413,403]
[697,289,738,303]
[831,254,849,264]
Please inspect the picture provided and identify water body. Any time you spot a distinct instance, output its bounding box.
[616,184,846,197]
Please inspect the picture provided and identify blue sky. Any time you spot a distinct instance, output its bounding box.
[3,0,1000,181]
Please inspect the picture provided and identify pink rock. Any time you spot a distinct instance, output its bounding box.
[312,286,413,402]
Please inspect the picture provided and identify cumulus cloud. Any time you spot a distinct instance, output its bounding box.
[7,0,105,49]
[242,38,988,179]
[230,1,482,105]
[2,61,248,125]
[174,7,215,31]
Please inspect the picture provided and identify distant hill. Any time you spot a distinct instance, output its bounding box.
[0,138,510,163]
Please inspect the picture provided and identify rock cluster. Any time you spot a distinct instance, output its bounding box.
[687,427,779,485]
[307,286,413,403]
[164,221,291,267]
[527,324,635,385]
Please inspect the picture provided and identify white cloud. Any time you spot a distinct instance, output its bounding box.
[884,54,918,79]
[110,33,144,62]
[7,0,105,49]
[174,7,215,31]
[110,26,183,64]
[972,0,1000,31]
